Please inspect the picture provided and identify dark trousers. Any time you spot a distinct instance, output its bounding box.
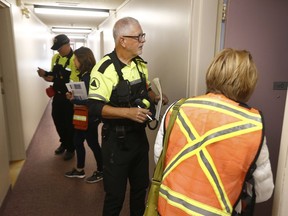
[52,94,75,152]
[102,125,149,216]
[74,121,103,171]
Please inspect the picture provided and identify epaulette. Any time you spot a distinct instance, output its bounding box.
[98,58,113,74]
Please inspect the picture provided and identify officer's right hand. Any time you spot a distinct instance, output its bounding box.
[37,67,45,77]
[130,107,152,123]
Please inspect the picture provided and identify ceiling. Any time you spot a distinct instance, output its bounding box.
[21,0,127,31]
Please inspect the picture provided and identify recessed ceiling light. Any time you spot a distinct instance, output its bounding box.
[34,5,109,17]
[68,35,87,39]
[56,2,80,7]
[51,27,92,34]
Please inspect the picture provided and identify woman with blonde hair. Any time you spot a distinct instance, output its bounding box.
[154,48,274,216]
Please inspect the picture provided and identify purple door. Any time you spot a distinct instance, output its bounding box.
[224,1,288,215]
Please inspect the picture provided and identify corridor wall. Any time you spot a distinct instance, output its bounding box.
[0,0,53,206]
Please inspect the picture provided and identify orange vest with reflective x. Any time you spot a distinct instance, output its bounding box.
[158,93,263,216]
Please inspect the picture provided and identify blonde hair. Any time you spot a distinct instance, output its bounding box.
[206,48,258,102]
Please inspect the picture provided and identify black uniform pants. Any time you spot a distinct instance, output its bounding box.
[51,94,75,152]
[74,121,103,171]
[102,125,149,216]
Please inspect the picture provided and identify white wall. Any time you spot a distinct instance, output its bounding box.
[10,3,52,150]
[273,91,288,216]
[0,87,10,205]
[0,0,53,206]
[0,3,16,205]
[0,13,10,202]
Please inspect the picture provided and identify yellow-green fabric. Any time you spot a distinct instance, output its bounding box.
[51,53,79,82]
[88,55,150,102]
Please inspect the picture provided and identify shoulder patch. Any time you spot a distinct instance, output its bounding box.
[98,59,112,74]
[90,77,100,90]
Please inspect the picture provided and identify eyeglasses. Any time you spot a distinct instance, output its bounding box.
[122,33,146,42]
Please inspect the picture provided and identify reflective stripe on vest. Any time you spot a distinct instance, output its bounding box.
[158,94,263,216]
[73,115,87,122]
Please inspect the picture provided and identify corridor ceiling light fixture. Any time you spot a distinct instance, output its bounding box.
[67,35,87,39]
[51,27,92,34]
[34,5,109,17]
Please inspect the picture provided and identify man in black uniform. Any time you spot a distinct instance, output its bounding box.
[88,17,168,215]
[37,34,79,161]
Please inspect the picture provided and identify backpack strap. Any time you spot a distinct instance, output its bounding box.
[107,52,131,106]
[55,55,60,64]
[63,52,73,69]
[108,51,124,80]
[153,98,187,182]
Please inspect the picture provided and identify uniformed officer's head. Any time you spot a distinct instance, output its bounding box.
[113,17,146,62]
[51,34,70,50]
[51,34,71,56]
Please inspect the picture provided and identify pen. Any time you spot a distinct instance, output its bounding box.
[137,105,153,121]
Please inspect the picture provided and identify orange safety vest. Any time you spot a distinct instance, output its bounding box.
[158,93,263,216]
[73,105,88,130]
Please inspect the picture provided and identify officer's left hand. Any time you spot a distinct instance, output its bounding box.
[155,93,169,105]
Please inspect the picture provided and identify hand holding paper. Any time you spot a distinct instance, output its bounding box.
[66,82,88,100]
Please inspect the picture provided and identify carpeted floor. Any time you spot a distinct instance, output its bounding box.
[0,101,129,216]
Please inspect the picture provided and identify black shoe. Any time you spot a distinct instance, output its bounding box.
[65,168,85,178]
[63,151,75,161]
[85,171,103,184]
[55,146,65,155]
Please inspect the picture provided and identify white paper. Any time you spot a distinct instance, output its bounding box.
[66,81,88,100]
[152,77,162,121]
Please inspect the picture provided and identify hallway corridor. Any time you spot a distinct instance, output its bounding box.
[0,101,129,216]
